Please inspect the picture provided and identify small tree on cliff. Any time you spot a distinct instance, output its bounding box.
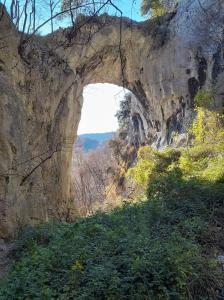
[141,0,178,17]
[115,93,132,140]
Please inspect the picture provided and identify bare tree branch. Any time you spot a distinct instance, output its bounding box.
[20,144,60,186]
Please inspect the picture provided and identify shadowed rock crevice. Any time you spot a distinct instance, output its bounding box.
[212,44,224,80]
[188,77,199,103]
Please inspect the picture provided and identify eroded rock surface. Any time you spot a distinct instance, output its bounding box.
[0,0,224,237]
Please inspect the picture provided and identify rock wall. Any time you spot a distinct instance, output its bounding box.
[0,0,223,237]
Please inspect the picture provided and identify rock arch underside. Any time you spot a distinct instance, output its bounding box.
[0,0,224,237]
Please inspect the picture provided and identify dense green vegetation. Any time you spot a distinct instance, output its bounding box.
[0,177,223,299]
[0,90,224,299]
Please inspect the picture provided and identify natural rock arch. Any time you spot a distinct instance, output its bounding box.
[0,0,224,237]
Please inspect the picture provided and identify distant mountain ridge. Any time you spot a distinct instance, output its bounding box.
[76,132,115,152]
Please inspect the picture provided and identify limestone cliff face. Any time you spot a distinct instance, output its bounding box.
[0,0,223,237]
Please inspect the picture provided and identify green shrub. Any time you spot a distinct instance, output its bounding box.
[126,146,180,188]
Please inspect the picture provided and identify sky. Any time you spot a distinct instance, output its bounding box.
[114,0,143,21]
[44,0,144,34]
[78,84,129,134]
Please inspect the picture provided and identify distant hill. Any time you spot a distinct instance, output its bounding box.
[76,132,115,152]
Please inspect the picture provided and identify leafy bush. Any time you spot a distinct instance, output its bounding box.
[126,146,180,188]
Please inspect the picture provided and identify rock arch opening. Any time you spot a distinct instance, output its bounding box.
[71,83,148,215]
[73,82,151,153]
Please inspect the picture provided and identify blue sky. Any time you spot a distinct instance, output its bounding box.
[46,0,145,33]
[2,0,144,34]
[112,0,143,21]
